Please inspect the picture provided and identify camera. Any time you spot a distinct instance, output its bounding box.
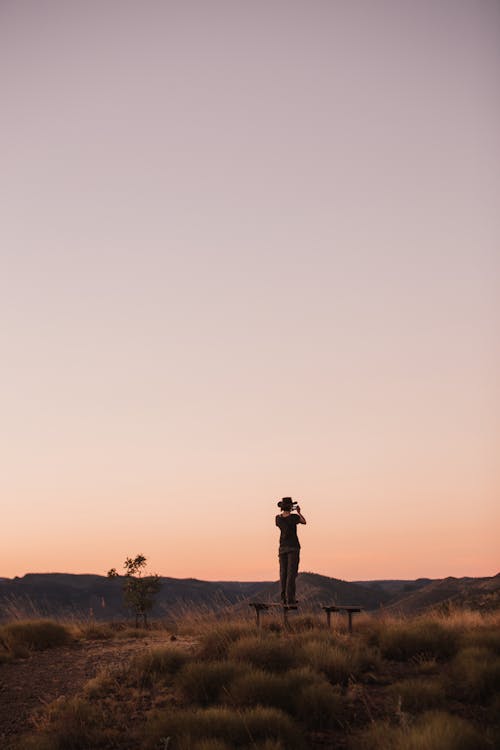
[277,497,298,511]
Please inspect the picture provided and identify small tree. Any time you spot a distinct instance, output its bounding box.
[108,554,162,628]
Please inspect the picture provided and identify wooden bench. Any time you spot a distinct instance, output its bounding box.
[249,602,298,628]
[322,605,363,633]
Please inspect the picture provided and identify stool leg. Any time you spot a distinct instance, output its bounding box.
[283,606,289,629]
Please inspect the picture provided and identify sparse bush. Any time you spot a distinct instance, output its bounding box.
[447,646,500,703]
[351,711,487,750]
[108,553,161,629]
[228,635,300,673]
[177,660,244,705]
[145,706,304,749]
[378,620,458,661]
[0,620,72,654]
[388,677,445,712]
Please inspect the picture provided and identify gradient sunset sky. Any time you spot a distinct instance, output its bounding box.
[1,0,499,582]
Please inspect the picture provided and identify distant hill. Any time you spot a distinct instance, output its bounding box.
[0,572,498,622]
[0,574,268,622]
[233,572,392,612]
[353,578,433,596]
[380,574,500,615]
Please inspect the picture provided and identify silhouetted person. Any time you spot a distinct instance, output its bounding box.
[275,497,306,605]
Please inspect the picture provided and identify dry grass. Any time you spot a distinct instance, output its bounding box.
[144,705,305,750]
[228,634,301,672]
[126,645,191,687]
[198,622,256,660]
[351,710,487,750]
[6,607,499,750]
[447,646,500,703]
[0,620,73,657]
[177,660,245,705]
[376,619,459,661]
[388,676,446,712]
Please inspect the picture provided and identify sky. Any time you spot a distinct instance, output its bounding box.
[1,0,499,582]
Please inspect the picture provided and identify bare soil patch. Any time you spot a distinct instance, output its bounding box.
[0,634,194,745]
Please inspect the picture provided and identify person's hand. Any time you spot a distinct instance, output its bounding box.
[296,505,301,513]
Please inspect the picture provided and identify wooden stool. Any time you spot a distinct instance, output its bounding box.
[249,602,298,628]
[323,605,362,633]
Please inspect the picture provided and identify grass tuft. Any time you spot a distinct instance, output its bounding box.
[127,645,190,687]
[0,620,72,655]
[447,646,500,703]
[388,677,445,712]
[377,619,459,661]
[352,710,487,750]
[228,635,300,673]
[145,705,304,749]
[177,660,244,705]
[198,623,256,660]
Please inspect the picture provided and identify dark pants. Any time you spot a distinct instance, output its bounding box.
[279,550,300,605]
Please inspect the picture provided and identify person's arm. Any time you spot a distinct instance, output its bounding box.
[295,505,306,524]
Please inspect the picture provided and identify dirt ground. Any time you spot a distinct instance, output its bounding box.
[0,634,194,745]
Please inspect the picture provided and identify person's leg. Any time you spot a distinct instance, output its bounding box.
[279,553,288,603]
[286,550,300,604]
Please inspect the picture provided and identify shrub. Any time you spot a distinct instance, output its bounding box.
[447,646,500,703]
[0,620,72,653]
[388,677,445,712]
[177,660,244,706]
[145,706,305,749]
[351,711,486,750]
[228,635,300,673]
[378,620,458,661]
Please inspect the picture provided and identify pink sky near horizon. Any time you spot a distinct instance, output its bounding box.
[1,0,499,582]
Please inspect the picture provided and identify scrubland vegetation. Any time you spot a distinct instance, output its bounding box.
[1,608,499,749]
